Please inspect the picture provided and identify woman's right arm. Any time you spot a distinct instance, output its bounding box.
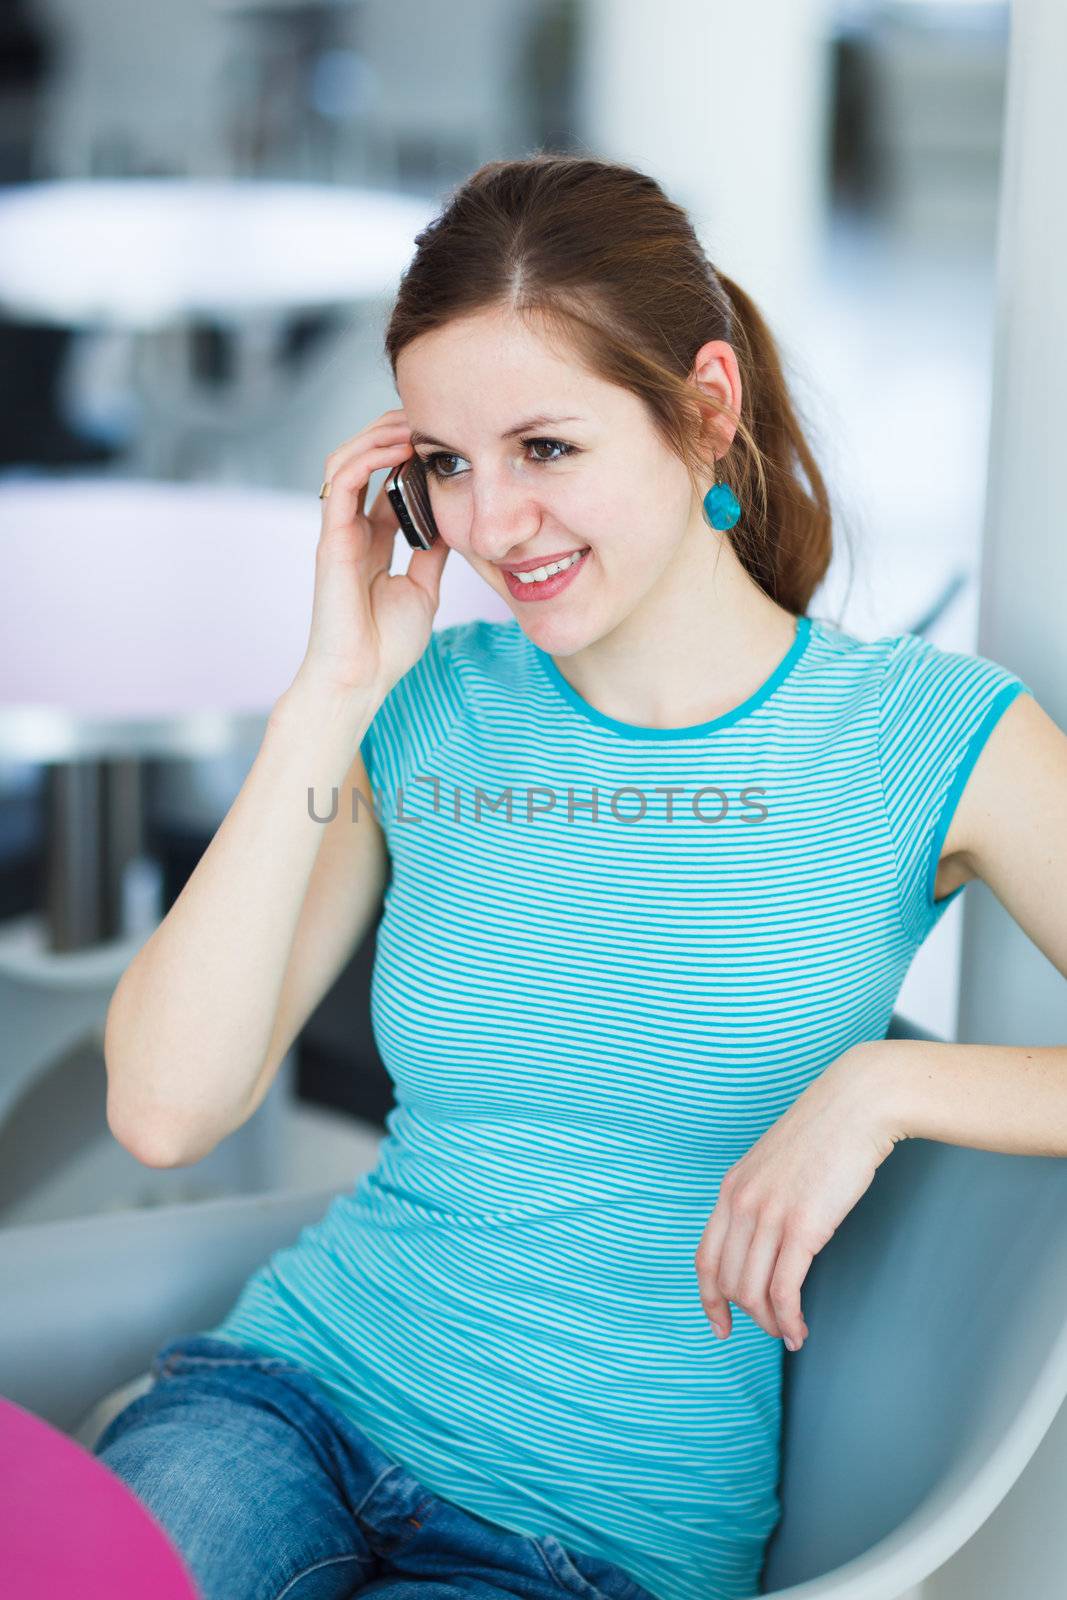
[103,677,385,1168]
[103,406,450,1167]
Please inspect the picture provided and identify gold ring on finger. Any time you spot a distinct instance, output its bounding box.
[318,478,332,500]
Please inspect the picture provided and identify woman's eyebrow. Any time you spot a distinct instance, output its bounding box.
[409,414,584,450]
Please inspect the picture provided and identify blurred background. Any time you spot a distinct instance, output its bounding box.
[0,0,1015,1226]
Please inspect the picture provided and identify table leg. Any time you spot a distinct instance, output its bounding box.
[44,757,146,951]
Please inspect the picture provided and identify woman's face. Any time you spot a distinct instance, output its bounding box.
[394,304,732,656]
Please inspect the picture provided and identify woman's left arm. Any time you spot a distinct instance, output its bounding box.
[695,691,1067,1355]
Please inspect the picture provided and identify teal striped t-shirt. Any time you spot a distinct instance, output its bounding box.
[206,610,1030,1600]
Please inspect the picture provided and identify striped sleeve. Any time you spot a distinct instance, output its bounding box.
[359,625,465,817]
[876,631,1032,944]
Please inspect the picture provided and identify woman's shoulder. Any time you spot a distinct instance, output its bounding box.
[867,623,1029,720]
[808,613,1028,703]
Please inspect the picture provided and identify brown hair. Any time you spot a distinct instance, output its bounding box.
[384,152,836,617]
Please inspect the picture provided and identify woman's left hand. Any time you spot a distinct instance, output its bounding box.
[693,1042,902,1353]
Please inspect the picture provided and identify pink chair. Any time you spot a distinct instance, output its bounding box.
[0,1394,200,1598]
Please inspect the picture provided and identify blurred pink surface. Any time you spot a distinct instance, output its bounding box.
[0,1395,200,1598]
[0,477,511,723]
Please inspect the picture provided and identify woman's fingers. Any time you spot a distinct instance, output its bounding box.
[768,1236,811,1350]
[321,410,407,480]
[694,1206,732,1336]
[732,1222,787,1340]
[321,433,412,541]
[321,413,411,514]
[403,536,451,612]
[698,1203,812,1348]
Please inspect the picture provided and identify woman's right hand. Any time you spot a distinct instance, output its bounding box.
[295,408,450,702]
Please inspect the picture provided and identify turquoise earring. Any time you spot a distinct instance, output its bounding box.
[703,468,741,531]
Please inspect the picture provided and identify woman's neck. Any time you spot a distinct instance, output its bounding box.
[546,526,798,731]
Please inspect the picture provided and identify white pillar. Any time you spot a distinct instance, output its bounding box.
[577,0,835,329]
[926,5,1067,1597]
[958,0,1067,1056]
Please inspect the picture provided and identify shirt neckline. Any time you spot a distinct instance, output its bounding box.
[528,613,814,741]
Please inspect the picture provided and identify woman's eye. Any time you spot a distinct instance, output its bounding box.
[422,438,575,481]
[525,438,574,463]
[425,452,463,480]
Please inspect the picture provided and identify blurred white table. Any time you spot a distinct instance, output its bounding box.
[0,179,436,328]
[0,178,437,477]
[0,474,510,946]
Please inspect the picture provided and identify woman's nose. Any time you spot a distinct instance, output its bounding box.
[466,471,542,564]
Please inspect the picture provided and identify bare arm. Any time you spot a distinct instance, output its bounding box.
[240,720,389,1130]
[103,677,385,1167]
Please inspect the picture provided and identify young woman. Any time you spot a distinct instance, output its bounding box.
[97,155,1067,1600]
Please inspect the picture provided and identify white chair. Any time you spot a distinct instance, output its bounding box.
[0,912,297,1225]
[3,1012,1067,1596]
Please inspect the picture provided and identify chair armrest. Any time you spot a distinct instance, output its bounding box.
[885,1010,945,1045]
[0,1185,337,1431]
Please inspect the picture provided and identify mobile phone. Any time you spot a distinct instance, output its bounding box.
[384,454,440,550]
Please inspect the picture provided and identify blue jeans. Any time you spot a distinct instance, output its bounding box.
[93,1334,659,1600]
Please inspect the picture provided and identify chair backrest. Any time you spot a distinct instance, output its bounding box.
[761,1014,1067,1591]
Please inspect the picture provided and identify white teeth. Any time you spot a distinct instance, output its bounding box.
[513,550,585,584]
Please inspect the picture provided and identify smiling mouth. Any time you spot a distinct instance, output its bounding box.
[501,547,590,581]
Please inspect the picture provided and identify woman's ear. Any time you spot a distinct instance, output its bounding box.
[690,339,742,461]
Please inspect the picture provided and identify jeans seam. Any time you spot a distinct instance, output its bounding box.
[273,1550,365,1600]
[535,1535,606,1599]
[532,1537,572,1596]
[413,1492,436,1523]
[534,1534,641,1600]
[155,1354,305,1377]
[350,1463,404,1522]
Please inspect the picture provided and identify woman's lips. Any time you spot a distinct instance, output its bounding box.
[502,548,590,603]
